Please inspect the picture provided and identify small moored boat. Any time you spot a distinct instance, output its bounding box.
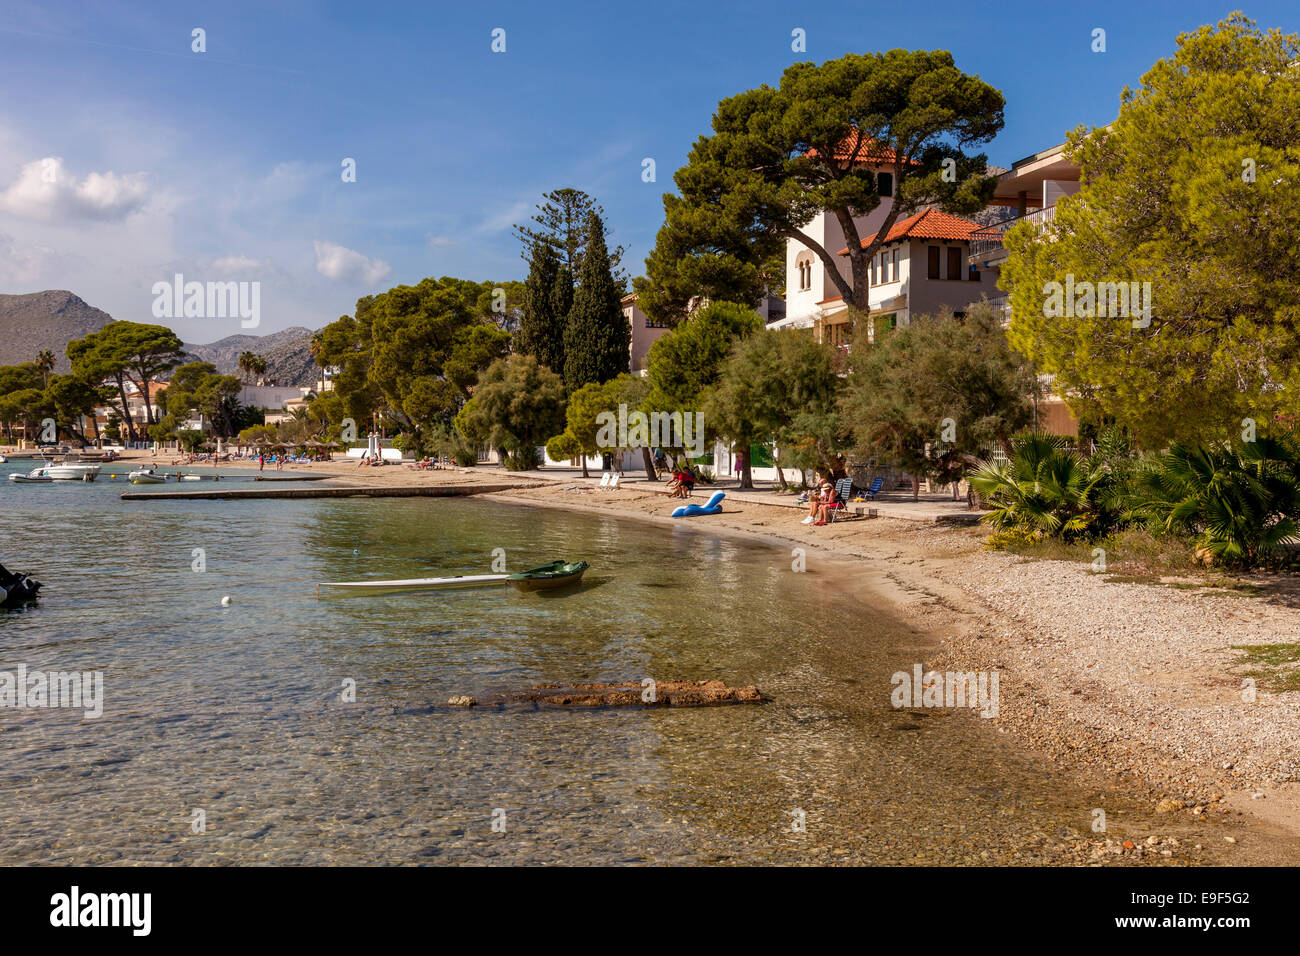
[507,560,589,592]
[318,573,511,594]
[45,454,101,481]
[128,469,167,484]
[8,466,52,483]
[0,562,42,606]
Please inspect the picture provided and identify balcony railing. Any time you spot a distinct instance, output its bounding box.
[968,205,1057,263]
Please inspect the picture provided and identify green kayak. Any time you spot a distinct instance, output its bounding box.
[507,560,589,592]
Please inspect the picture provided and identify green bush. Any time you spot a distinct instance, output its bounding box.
[1123,435,1300,567]
[976,429,1300,570]
[969,434,1107,541]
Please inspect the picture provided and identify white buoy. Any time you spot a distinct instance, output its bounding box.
[221,596,232,606]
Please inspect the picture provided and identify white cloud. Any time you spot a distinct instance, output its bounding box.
[0,232,71,285]
[210,254,268,275]
[313,240,391,284]
[0,156,149,222]
[426,234,456,248]
[478,200,530,235]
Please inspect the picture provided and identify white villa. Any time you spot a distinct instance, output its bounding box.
[771,132,1084,437]
[773,133,1001,345]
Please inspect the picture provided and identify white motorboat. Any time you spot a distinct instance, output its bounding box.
[8,466,53,483]
[40,453,101,481]
[128,469,167,484]
[46,463,101,481]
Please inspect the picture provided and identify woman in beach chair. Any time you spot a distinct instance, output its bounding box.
[815,481,844,525]
[801,482,826,524]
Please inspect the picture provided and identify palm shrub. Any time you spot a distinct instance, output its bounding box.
[969,434,1108,540]
[1123,435,1300,567]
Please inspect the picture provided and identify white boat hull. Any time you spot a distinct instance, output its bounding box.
[47,464,100,481]
[318,574,510,594]
[8,474,52,483]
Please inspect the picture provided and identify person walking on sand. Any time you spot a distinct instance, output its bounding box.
[258,452,265,473]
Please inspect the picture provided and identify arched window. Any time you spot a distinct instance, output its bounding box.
[796,252,814,291]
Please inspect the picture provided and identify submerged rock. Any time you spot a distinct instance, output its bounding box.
[455,680,763,709]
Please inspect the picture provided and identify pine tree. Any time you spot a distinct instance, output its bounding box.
[563,212,631,390]
[514,188,625,283]
[518,240,567,376]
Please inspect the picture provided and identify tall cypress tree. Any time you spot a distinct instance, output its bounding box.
[517,240,567,377]
[563,212,631,390]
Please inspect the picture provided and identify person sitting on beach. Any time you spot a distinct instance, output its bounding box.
[814,481,843,525]
[671,463,696,498]
[801,482,826,524]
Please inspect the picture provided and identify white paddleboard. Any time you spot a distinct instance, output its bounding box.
[318,573,510,594]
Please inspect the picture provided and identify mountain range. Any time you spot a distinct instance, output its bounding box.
[0,289,321,387]
[0,290,115,373]
[183,326,321,387]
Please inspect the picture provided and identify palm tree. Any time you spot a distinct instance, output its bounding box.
[237,352,267,385]
[969,434,1106,540]
[36,349,55,387]
[1124,436,1300,566]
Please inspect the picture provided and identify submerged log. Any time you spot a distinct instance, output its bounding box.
[447,679,763,709]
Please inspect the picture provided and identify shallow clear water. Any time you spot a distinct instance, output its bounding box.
[0,462,1263,864]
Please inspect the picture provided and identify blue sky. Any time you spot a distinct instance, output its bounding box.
[0,0,1295,341]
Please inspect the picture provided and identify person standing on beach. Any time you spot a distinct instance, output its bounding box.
[259,453,265,473]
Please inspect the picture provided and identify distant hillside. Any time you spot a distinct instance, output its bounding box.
[184,326,320,387]
[0,290,116,372]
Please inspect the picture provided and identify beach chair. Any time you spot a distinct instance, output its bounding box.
[609,473,621,489]
[598,472,611,488]
[829,477,855,522]
[863,476,885,500]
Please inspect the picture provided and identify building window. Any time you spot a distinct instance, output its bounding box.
[891,249,899,282]
[796,253,813,291]
[870,312,898,342]
[870,256,877,286]
[877,172,893,197]
[927,246,940,280]
[645,315,670,329]
[947,247,962,280]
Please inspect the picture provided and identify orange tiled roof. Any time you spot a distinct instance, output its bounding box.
[837,208,983,254]
[805,129,915,166]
